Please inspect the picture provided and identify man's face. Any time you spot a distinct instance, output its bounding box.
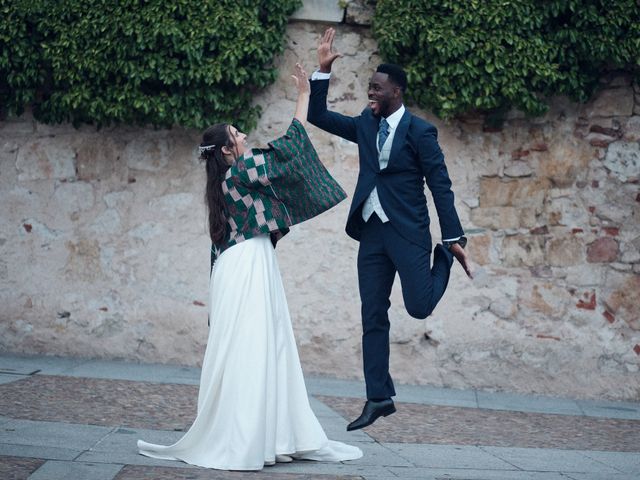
[367,72,399,118]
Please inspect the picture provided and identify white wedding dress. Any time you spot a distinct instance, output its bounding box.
[138,235,362,470]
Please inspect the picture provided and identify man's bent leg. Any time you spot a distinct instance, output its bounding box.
[358,216,396,400]
[386,227,454,319]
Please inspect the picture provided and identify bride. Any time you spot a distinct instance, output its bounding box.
[137,63,362,470]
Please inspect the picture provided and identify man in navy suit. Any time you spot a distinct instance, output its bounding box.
[308,28,473,431]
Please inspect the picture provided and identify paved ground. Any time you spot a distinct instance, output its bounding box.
[0,354,638,480]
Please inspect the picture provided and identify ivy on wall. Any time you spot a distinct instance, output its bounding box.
[0,0,300,130]
[374,0,640,119]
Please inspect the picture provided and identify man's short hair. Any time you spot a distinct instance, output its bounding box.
[376,63,408,92]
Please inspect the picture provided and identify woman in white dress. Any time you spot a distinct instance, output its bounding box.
[137,64,362,470]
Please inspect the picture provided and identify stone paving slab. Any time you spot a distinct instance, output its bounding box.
[580,450,640,474]
[393,383,479,409]
[0,355,83,376]
[342,441,412,467]
[0,444,80,461]
[383,443,515,470]
[386,466,567,479]
[261,462,396,478]
[481,446,624,474]
[0,418,112,450]
[576,399,640,420]
[113,465,364,479]
[476,390,583,416]
[320,395,640,452]
[63,360,202,385]
[563,474,640,480]
[91,427,183,453]
[0,455,45,480]
[28,460,124,480]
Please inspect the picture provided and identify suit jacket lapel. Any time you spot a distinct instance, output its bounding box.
[387,110,411,169]
[363,109,381,171]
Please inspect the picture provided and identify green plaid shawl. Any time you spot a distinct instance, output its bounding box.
[211,118,347,266]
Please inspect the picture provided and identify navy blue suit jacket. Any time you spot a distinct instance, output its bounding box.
[308,78,463,249]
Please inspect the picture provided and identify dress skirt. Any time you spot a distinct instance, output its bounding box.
[138,235,362,470]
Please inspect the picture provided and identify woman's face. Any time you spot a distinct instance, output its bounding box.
[226,125,248,163]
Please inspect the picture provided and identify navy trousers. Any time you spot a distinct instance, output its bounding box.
[357,214,454,400]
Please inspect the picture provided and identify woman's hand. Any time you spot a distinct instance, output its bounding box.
[291,63,309,95]
[293,63,310,125]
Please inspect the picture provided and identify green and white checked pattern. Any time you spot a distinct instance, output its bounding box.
[212,119,347,266]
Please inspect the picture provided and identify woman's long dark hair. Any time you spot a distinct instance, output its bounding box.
[200,124,233,244]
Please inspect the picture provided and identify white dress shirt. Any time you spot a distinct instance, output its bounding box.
[361,105,405,223]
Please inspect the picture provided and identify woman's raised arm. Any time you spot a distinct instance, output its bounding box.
[291,63,310,126]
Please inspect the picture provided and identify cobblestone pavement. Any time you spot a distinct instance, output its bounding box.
[0,354,639,480]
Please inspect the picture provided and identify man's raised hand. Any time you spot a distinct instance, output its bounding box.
[318,28,343,73]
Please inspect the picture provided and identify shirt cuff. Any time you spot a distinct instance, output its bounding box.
[311,71,332,81]
[443,236,461,242]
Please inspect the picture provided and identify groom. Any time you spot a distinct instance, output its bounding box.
[308,28,472,431]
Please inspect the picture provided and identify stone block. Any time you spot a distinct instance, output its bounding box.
[503,161,533,177]
[384,444,514,470]
[129,222,164,243]
[64,238,102,280]
[604,272,640,330]
[489,297,517,319]
[0,419,111,450]
[482,446,621,474]
[583,451,640,475]
[290,0,344,22]
[0,114,36,135]
[622,116,640,141]
[89,209,121,235]
[563,264,606,287]
[587,237,619,263]
[519,281,572,319]
[53,181,95,213]
[471,206,521,229]
[584,87,635,117]
[601,72,634,87]
[538,137,592,188]
[466,233,491,265]
[502,235,545,267]
[28,460,123,480]
[125,136,170,172]
[345,0,374,25]
[16,138,77,181]
[603,141,640,182]
[545,235,585,266]
[479,177,549,208]
[620,236,640,263]
[148,192,194,214]
[75,136,120,181]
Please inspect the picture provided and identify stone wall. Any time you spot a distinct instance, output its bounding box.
[1,20,638,400]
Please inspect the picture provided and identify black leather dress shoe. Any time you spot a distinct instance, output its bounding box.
[346,398,396,431]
